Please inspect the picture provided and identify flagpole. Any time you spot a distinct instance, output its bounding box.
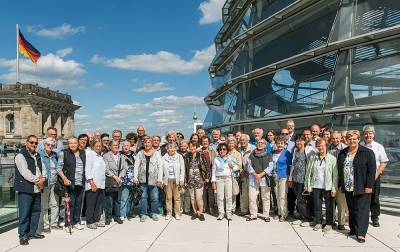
[16,24,20,83]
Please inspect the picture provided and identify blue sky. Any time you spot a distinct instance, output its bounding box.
[0,0,225,137]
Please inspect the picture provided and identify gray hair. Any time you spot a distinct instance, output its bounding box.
[109,139,120,148]
[363,125,375,133]
[166,142,178,150]
[227,136,237,144]
[44,137,55,144]
[252,128,263,135]
[240,134,250,141]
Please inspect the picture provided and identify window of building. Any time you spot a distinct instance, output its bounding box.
[5,114,14,133]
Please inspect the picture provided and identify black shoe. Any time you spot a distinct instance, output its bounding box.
[191,214,197,220]
[19,237,29,245]
[357,236,366,243]
[199,214,205,221]
[372,220,380,227]
[115,218,123,224]
[348,230,356,236]
[246,217,257,221]
[338,225,346,231]
[43,228,51,233]
[29,234,45,239]
[105,220,111,225]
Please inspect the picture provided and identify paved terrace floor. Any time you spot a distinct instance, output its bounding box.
[1,213,399,252]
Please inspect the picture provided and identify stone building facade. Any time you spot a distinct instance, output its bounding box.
[0,83,80,144]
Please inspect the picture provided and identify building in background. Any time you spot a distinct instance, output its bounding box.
[204,0,400,183]
[0,82,79,228]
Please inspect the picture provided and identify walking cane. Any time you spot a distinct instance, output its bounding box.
[64,192,72,235]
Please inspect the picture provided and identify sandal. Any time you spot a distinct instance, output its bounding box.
[264,217,271,222]
[356,236,366,243]
[246,217,257,221]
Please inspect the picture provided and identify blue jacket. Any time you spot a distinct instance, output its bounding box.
[39,149,58,187]
[273,149,292,179]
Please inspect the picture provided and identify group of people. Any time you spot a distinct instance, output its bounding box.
[14,120,388,245]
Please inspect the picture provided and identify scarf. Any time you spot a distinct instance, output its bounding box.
[249,149,271,174]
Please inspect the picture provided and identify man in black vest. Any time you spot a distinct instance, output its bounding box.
[14,135,47,245]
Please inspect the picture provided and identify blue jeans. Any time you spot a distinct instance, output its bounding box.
[139,184,159,217]
[120,186,133,218]
[66,186,84,226]
[18,192,41,239]
[158,187,166,215]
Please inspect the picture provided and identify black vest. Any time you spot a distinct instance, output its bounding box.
[249,150,272,174]
[14,147,43,193]
[62,149,86,186]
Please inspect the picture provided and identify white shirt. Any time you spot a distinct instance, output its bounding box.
[313,158,326,189]
[85,149,106,190]
[211,155,239,182]
[247,158,273,187]
[360,140,389,169]
[15,152,47,193]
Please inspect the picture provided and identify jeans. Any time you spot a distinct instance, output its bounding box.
[105,189,121,221]
[38,184,59,233]
[139,184,159,217]
[66,186,84,226]
[120,186,133,218]
[312,188,333,225]
[158,187,166,215]
[85,189,105,225]
[346,192,371,237]
[18,192,41,239]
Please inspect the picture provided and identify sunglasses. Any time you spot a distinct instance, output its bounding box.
[29,141,38,145]
[219,148,227,151]
[45,143,55,147]
[281,133,289,135]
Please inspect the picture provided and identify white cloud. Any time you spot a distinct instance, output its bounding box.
[56,48,73,58]
[199,0,225,25]
[133,82,173,93]
[93,82,107,88]
[150,110,176,117]
[90,45,215,75]
[0,53,85,88]
[151,95,204,108]
[28,23,86,39]
[72,100,80,106]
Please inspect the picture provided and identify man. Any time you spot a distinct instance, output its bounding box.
[112,130,122,143]
[286,119,297,142]
[246,138,274,221]
[303,129,316,151]
[310,124,321,148]
[238,134,255,215]
[281,128,295,153]
[235,131,242,146]
[161,131,177,156]
[328,131,347,230]
[37,127,64,155]
[101,133,110,154]
[152,136,162,154]
[136,125,146,150]
[360,125,388,227]
[15,135,47,245]
[211,129,220,152]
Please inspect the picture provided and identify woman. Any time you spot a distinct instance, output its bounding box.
[178,140,190,214]
[304,138,338,232]
[37,137,60,234]
[78,134,89,151]
[179,140,189,157]
[85,138,106,229]
[227,137,242,215]
[133,136,163,222]
[212,143,239,221]
[266,130,277,152]
[337,130,376,243]
[185,141,208,221]
[162,142,185,220]
[289,136,314,226]
[125,133,138,153]
[103,140,127,225]
[189,133,200,148]
[199,136,216,216]
[57,136,86,231]
[120,141,135,220]
[323,130,332,145]
[271,136,292,222]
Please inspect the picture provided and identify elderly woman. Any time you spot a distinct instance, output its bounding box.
[185,141,208,221]
[162,142,185,220]
[271,136,292,222]
[337,130,376,243]
[212,143,239,221]
[178,140,190,214]
[199,136,217,216]
[134,136,163,222]
[57,136,86,231]
[304,138,338,232]
[227,137,242,214]
[37,137,60,234]
[85,138,106,229]
[120,141,136,220]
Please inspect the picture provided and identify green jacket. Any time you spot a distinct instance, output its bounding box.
[304,153,338,193]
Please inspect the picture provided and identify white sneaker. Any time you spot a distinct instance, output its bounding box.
[217,214,224,220]
[65,226,74,233]
[74,224,84,230]
[165,215,171,220]
[323,225,332,232]
[175,215,181,220]
[300,221,310,227]
[291,220,302,225]
[313,224,322,231]
[120,217,125,221]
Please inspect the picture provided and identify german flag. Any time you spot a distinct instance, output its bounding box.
[18,30,41,63]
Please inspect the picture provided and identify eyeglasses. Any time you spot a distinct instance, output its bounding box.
[257,142,266,145]
[219,148,227,151]
[347,138,359,142]
[29,141,38,145]
[281,133,289,135]
[45,143,55,147]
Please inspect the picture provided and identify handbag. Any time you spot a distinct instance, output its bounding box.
[105,156,122,193]
[232,176,240,196]
[297,193,311,220]
[265,175,276,188]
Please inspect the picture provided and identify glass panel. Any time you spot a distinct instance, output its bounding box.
[330,0,400,42]
[0,148,18,225]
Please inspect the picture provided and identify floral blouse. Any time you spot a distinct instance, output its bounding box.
[343,152,355,192]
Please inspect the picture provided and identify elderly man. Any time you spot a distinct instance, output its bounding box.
[161,131,177,156]
[152,136,162,154]
[310,124,321,148]
[281,128,295,153]
[238,134,255,215]
[328,131,347,230]
[211,129,221,152]
[136,125,146,151]
[37,127,64,155]
[360,125,388,227]
[286,119,297,142]
[15,135,47,245]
